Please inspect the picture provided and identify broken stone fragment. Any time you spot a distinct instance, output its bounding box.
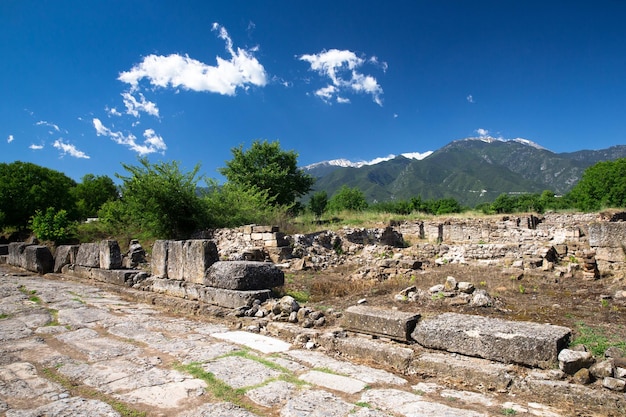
[558,349,595,375]
[204,261,284,290]
[602,376,626,392]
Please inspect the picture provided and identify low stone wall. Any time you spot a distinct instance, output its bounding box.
[6,242,53,274]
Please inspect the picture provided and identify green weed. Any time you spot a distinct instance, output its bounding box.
[572,322,626,357]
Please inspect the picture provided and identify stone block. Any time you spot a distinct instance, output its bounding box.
[341,305,420,342]
[183,239,219,284]
[23,245,53,274]
[411,312,571,368]
[76,243,100,267]
[53,245,79,273]
[8,242,29,268]
[161,239,219,282]
[252,225,278,233]
[595,247,625,262]
[99,240,122,270]
[166,240,185,280]
[151,240,169,278]
[67,265,137,286]
[0,255,6,264]
[558,348,595,374]
[149,277,271,308]
[204,261,284,290]
[0,244,8,255]
[588,222,626,248]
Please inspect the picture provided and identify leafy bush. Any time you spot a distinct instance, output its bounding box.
[328,186,368,212]
[202,181,278,228]
[308,191,328,219]
[30,208,76,243]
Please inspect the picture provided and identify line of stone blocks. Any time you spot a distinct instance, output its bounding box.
[151,239,219,283]
[149,277,271,308]
[341,305,420,342]
[6,242,53,274]
[63,265,139,286]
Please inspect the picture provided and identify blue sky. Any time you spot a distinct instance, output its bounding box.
[2,1,626,183]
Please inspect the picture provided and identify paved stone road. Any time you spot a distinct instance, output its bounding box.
[0,265,563,417]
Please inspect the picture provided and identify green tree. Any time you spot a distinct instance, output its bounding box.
[568,158,626,211]
[202,180,275,228]
[72,174,119,219]
[0,161,77,229]
[30,207,76,244]
[219,140,315,207]
[103,157,208,239]
[491,193,515,214]
[308,191,328,219]
[328,186,368,212]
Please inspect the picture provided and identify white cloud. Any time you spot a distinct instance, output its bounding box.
[93,118,166,155]
[122,92,159,118]
[106,106,122,116]
[53,139,90,159]
[467,94,474,103]
[118,23,267,96]
[475,128,489,137]
[7,134,14,143]
[393,113,398,118]
[299,48,384,106]
[36,120,60,131]
[336,96,351,104]
[29,144,44,150]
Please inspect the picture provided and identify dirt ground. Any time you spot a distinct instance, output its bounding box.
[285,263,626,353]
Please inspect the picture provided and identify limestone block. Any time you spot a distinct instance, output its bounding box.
[252,225,278,233]
[53,245,79,273]
[99,240,122,270]
[76,243,100,267]
[558,349,595,374]
[183,239,219,284]
[412,313,571,368]
[204,261,284,290]
[603,377,626,392]
[341,305,420,342]
[23,245,53,274]
[151,240,169,278]
[8,242,29,268]
[588,222,626,248]
[166,241,185,280]
[595,247,625,262]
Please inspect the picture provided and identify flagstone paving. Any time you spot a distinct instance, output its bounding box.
[0,265,566,416]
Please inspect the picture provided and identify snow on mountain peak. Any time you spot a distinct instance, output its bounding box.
[304,151,433,170]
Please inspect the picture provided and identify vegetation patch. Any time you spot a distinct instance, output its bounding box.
[571,322,626,357]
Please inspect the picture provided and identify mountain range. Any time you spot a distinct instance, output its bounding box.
[303,137,626,207]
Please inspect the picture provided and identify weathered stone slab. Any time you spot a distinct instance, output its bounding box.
[66,265,137,286]
[75,243,100,267]
[8,242,29,268]
[588,222,626,248]
[22,245,53,274]
[299,370,368,394]
[341,305,420,342]
[204,261,284,290]
[148,278,271,308]
[151,240,169,278]
[211,331,291,353]
[99,239,122,270]
[410,352,514,391]
[163,240,218,283]
[411,313,571,368]
[53,244,79,273]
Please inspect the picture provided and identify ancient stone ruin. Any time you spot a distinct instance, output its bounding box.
[1,211,625,412]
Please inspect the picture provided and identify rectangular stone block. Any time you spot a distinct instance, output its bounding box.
[23,245,53,274]
[588,222,626,248]
[183,240,219,284]
[53,245,79,273]
[149,278,270,308]
[151,240,169,278]
[76,243,100,267]
[166,240,185,280]
[595,247,625,262]
[69,265,137,286]
[411,312,571,368]
[204,261,284,290]
[99,240,122,270]
[8,242,29,268]
[250,233,265,241]
[341,305,420,342]
[252,225,278,233]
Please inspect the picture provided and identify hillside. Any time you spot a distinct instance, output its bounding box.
[304,139,626,206]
